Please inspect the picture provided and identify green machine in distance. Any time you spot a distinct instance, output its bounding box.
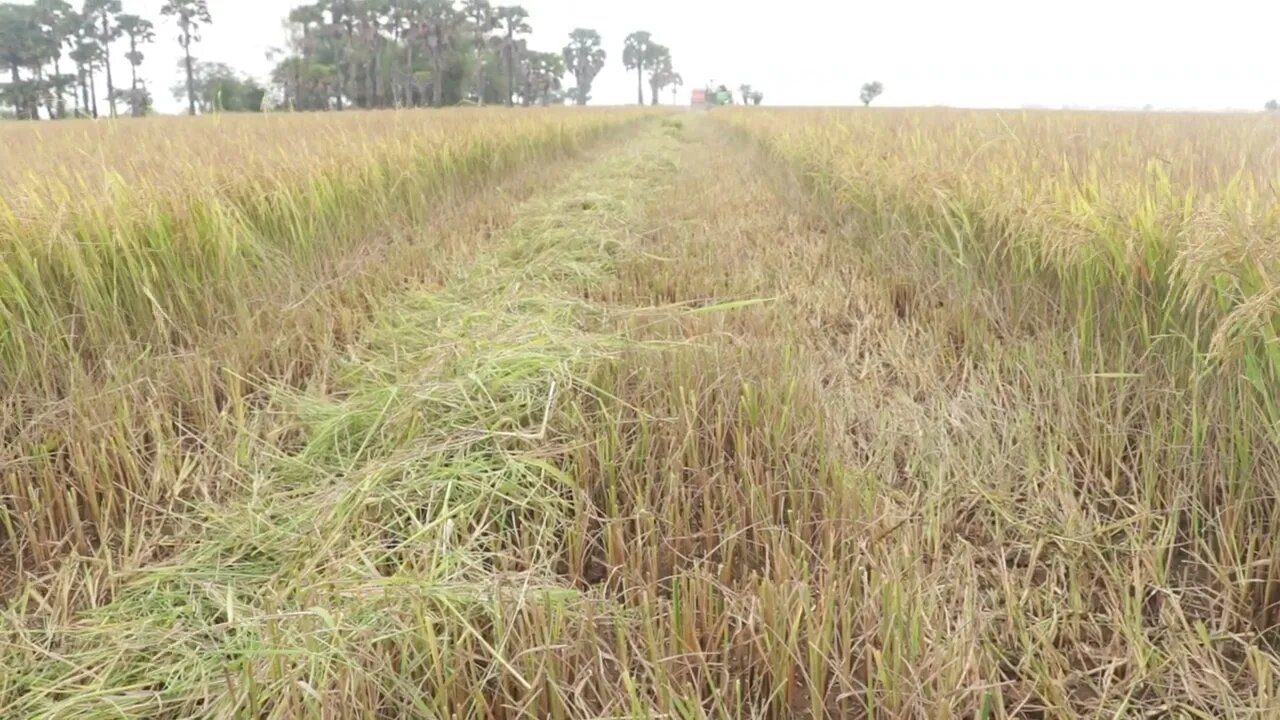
[691,83,735,109]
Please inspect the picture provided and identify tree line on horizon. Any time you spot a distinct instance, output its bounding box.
[0,0,189,119]
[0,0,695,119]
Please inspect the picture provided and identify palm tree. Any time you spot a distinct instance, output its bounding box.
[321,0,359,110]
[353,0,390,108]
[115,13,154,116]
[528,51,562,105]
[494,5,530,107]
[34,0,75,118]
[562,28,604,106]
[513,49,545,106]
[461,0,496,104]
[0,3,41,119]
[83,0,122,118]
[160,0,212,116]
[47,74,77,115]
[382,0,412,105]
[420,0,457,108]
[390,0,422,106]
[286,3,326,108]
[70,14,99,117]
[25,50,53,118]
[622,30,655,106]
[645,44,670,106]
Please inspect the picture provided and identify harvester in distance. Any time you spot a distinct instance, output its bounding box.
[691,83,734,110]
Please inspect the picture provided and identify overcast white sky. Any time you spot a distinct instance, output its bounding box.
[28,0,1280,112]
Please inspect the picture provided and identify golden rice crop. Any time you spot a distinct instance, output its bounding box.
[719,107,1280,709]
[0,108,644,585]
[722,108,1280,322]
[6,104,1280,718]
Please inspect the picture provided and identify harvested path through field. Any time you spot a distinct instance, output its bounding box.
[4,114,1268,719]
[2,117,696,718]
[1,113,865,719]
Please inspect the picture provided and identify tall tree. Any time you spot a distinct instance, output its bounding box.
[645,43,670,106]
[420,0,457,108]
[461,0,496,103]
[494,5,529,107]
[622,30,655,106]
[285,2,327,108]
[561,27,604,106]
[0,3,41,118]
[353,0,390,108]
[115,13,153,116]
[383,0,413,106]
[281,0,421,111]
[69,15,99,116]
[23,34,50,118]
[323,0,358,110]
[529,50,562,105]
[160,0,212,116]
[83,0,122,117]
[268,1,655,114]
[34,0,76,118]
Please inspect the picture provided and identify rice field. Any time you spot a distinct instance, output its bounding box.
[2,106,1280,718]
[0,108,641,578]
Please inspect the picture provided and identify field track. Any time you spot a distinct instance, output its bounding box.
[4,112,1280,718]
